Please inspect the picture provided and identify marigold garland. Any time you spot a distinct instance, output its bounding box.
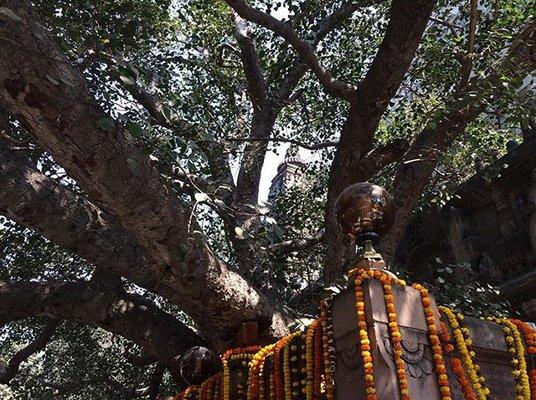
[450,358,478,400]
[213,373,221,400]
[269,365,276,400]
[222,346,261,400]
[413,286,452,400]
[305,319,322,400]
[272,332,300,400]
[440,306,488,400]
[175,386,199,400]
[313,319,324,396]
[487,316,531,400]
[511,319,536,355]
[379,273,410,399]
[530,369,536,399]
[510,319,536,398]
[320,300,335,400]
[247,344,275,400]
[438,312,477,400]
[350,268,378,400]
[258,354,268,400]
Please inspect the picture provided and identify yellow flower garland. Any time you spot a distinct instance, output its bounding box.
[349,268,410,400]
[283,344,292,400]
[222,346,261,400]
[248,344,276,400]
[380,276,410,399]
[439,307,489,400]
[305,318,322,400]
[350,268,378,400]
[487,316,531,399]
[320,300,335,400]
[413,285,452,400]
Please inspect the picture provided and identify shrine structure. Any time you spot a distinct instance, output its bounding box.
[172,183,536,400]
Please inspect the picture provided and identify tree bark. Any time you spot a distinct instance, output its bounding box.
[0,0,288,341]
[0,146,166,296]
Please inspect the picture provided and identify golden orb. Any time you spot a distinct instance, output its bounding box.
[334,182,394,240]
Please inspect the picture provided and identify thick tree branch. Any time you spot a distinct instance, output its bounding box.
[0,319,59,384]
[0,0,289,340]
[272,0,378,104]
[233,13,268,108]
[224,0,356,99]
[0,279,203,368]
[379,20,536,262]
[323,0,436,282]
[233,0,370,205]
[229,3,367,277]
[358,138,410,176]
[0,145,188,307]
[265,229,325,255]
[230,2,368,275]
[100,52,235,188]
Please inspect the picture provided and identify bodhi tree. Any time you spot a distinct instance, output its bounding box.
[0,0,534,397]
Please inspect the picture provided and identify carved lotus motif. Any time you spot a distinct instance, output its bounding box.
[383,337,433,379]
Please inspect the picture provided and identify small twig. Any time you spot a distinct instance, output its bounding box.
[0,319,59,384]
[265,228,325,254]
[429,17,463,34]
[227,136,338,150]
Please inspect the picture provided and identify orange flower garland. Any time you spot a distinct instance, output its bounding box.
[320,300,335,400]
[530,370,536,399]
[487,317,530,399]
[313,319,324,396]
[351,268,378,400]
[272,332,300,400]
[450,358,478,400]
[440,307,488,400]
[511,319,536,355]
[510,319,536,398]
[413,285,452,400]
[379,274,410,399]
[305,319,322,400]
[175,386,199,400]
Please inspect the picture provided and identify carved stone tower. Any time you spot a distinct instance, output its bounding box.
[267,145,305,203]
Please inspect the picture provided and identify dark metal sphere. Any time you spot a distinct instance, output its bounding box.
[180,346,219,385]
[334,182,394,240]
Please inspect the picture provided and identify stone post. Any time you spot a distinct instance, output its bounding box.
[332,279,442,400]
[331,278,520,400]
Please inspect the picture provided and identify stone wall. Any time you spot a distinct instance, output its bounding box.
[396,136,536,319]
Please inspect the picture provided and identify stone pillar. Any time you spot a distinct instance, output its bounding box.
[331,279,442,400]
